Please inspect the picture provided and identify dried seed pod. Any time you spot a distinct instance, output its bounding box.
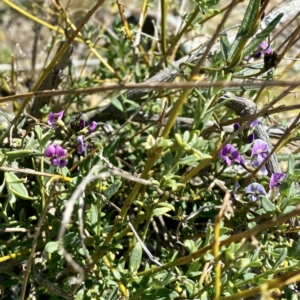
[263,50,282,70]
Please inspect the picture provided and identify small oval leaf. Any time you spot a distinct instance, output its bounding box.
[45,241,59,253]
[129,242,143,272]
[111,98,123,112]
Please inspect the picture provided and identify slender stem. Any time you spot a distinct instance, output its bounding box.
[1,80,300,104]
[161,0,168,55]
[213,215,221,299]
[161,88,190,139]
[19,189,54,300]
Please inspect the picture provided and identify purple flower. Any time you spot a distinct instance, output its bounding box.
[246,119,259,142]
[234,123,240,131]
[233,122,256,144]
[219,144,243,166]
[251,139,268,162]
[245,182,267,201]
[269,172,285,194]
[247,132,255,143]
[250,119,259,128]
[249,159,268,175]
[254,41,272,58]
[79,118,86,130]
[77,135,87,155]
[232,182,241,201]
[47,110,65,125]
[89,121,97,132]
[44,144,67,167]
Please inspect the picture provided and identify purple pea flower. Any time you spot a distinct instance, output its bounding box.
[254,41,272,58]
[250,119,259,128]
[44,144,68,167]
[77,135,87,155]
[234,121,258,144]
[245,182,267,201]
[247,132,255,143]
[79,118,86,130]
[244,41,272,62]
[47,110,65,125]
[219,144,243,166]
[89,121,97,132]
[232,182,241,201]
[249,159,268,175]
[269,172,285,195]
[251,139,268,162]
[250,139,269,174]
[233,123,240,131]
[247,119,259,142]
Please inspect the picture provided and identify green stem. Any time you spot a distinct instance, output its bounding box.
[161,0,168,56]
[161,88,190,139]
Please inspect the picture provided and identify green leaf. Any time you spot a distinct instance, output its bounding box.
[280,181,290,198]
[111,97,124,112]
[220,30,230,62]
[153,207,172,217]
[123,99,139,109]
[194,96,203,124]
[186,260,201,275]
[74,290,84,300]
[111,269,121,280]
[5,150,37,160]
[274,248,287,269]
[163,152,173,167]
[261,196,275,213]
[182,131,190,144]
[190,149,212,160]
[287,197,300,206]
[235,63,264,76]
[288,155,295,174]
[243,13,283,58]
[103,138,119,158]
[204,225,213,246]
[45,241,59,253]
[288,181,296,198]
[157,202,175,211]
[34,125,42,142]
[227,0,260,62]
[7,189,16,210]
[104,180,122,199]
[184,240,195,253]
[5,172,34,200]
[288,240,300,259]
[234,258,250,268]
[247,261,262,267]
[0,177,5,194]
[220,227,229,235]
[129,242,143,272]
[88,204,98,234]
[63,232,80,248]
[179,155,200,165]
[144,288,179,300]
[40,130,56,148]
[106,287,118,300]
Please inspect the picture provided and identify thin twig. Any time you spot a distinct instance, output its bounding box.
[20,188,54,300]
